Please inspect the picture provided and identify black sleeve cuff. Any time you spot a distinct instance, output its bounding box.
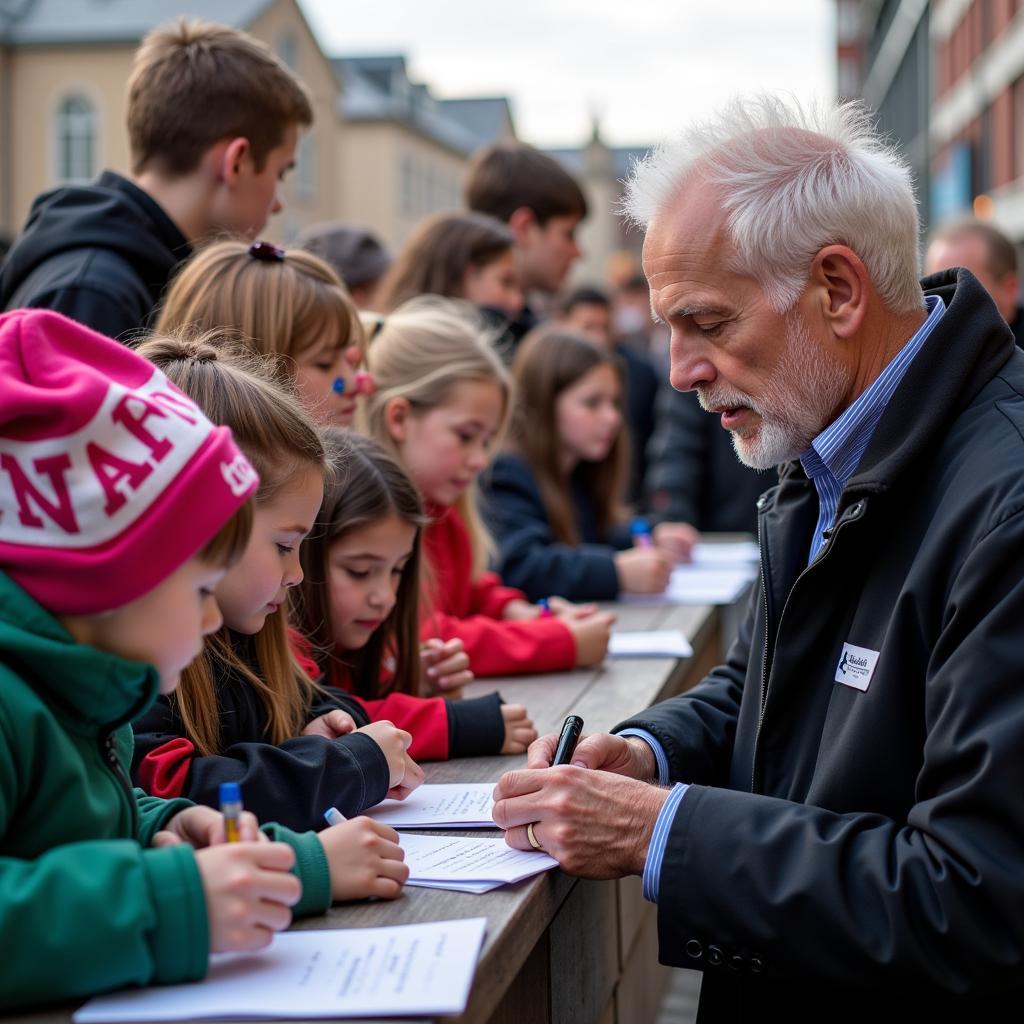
[447,692,506,757]
[331,731,391,809]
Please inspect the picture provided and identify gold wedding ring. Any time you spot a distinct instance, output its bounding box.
[526,822,543,850]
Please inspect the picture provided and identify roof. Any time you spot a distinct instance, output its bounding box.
[439,97,515,149]
[332,54,482,157]
[0,0,273,45]
[546,144,651,183]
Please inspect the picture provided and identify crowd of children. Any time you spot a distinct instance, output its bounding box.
[0,15,707,1012]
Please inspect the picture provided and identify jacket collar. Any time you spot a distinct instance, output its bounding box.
[769,270,1015,502]
[0,573,160,732]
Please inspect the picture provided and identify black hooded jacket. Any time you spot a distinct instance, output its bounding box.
[0,171,190,341]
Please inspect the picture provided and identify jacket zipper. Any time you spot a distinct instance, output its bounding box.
[100,728,139,836]
[750,498,866,792]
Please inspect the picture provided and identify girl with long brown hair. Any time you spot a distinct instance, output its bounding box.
[375,211,523,317]
[130,336,423,837]
[292,429,535,760]
[156,238,372,428]
[483,328,688,601]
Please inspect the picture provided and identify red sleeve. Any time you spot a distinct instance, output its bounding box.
[352,692,451,761]
[136,736,194,799]
[421,609,576,677]
[469,570,527,618]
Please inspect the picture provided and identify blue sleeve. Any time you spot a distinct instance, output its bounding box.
[617,727,671,784]
[642,783,688,902]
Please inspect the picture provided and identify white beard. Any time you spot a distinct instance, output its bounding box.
[697,314,852,470]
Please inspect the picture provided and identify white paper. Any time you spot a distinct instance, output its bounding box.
[365,783,496,828]
[608,630,693,658]
[691,540,759,565]
[623,564,756,605]
[400,832,558,889]
[73,919,487,1022]
[407,878,503,894]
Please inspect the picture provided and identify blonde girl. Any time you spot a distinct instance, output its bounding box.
[156,238,371,428]
[361,297,614,676]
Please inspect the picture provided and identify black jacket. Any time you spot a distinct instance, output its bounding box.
[131,634,390,832]
[617,342,662,506]
[0,171,189,341]
[483,452,630,601]
[645,386,773,532]
[617,271,1024,1020]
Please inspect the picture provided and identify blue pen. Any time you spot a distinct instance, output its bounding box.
[631,517,653,550]
[323,806,347,827]
[220,782,243,842]
[537,597,553,618]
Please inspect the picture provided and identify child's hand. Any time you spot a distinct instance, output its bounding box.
[500,704,538,754]
[652,521,700,563]
[319,817,409,901]
[501,598,540,621]
[614,548,673,594]
[356,721,425,800]
[302,709,358,739]
[565,609,616,667]
[196,841,301,952]
[154,804,263,848]
[421,637,473,697]
[547,596,600,620]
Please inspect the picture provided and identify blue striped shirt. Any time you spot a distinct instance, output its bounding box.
[627,293,945,903]
[802,294,944,563]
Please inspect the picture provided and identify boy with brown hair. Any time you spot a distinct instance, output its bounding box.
[465,142,587,344]
[0,18,312,341]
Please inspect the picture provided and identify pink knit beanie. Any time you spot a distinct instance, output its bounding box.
[0,309,259,614]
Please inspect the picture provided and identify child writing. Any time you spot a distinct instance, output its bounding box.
[157,239,473,701]
[131,336,423,834]
[0,310,406,1011]
[361,298,614,676]
[155,238,371,428]
[293,428,537,760]
[483,329,695,601]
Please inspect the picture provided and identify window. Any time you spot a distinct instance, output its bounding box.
[55,94,95,183]
[296,133,316,203]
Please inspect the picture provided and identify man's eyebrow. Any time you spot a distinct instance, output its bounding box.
[651,304,727,324]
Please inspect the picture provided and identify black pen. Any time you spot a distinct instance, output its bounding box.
[551,715,584,766]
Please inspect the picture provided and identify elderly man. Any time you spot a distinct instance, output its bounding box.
[493,96,1024,1020]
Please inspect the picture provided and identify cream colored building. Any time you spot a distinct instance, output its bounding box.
[0,0,342,242]
[333,56,516,249]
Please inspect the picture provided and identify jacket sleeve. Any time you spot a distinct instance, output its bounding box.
[484,455,620,602]
[644,387,707,525]
[305,685,372,728]
[353,692,452,760]
[260,823,332,917]
[131,697,390,831]
[613,581,754,785]
[0,735,211,1010]
[422,608,577,677]
[641,512,1024,994]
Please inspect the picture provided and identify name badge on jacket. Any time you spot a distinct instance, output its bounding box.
[834,642,880,691]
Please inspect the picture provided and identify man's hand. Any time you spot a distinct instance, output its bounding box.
[154,804,264,848]
[525,731,658,780]
[302,709,357,740]
[492,765,670,878]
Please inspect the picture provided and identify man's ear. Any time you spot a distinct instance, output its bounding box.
[383,396,412,444]
[809,245,868,339]
[218,137,252,186]
[507,206,538,246]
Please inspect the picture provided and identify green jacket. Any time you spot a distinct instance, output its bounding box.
[0,573,331,1011]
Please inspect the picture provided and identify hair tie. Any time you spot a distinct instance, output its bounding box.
[248,240,286,262]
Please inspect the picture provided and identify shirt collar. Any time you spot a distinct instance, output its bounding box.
[801,294,945,487]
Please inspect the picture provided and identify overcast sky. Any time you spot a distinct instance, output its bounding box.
[299,0,836,149]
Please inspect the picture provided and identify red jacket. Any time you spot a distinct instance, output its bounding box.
[289,630,504,761]
[421,504,576,676]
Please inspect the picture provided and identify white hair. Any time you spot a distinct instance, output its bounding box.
[622,95,924,315]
